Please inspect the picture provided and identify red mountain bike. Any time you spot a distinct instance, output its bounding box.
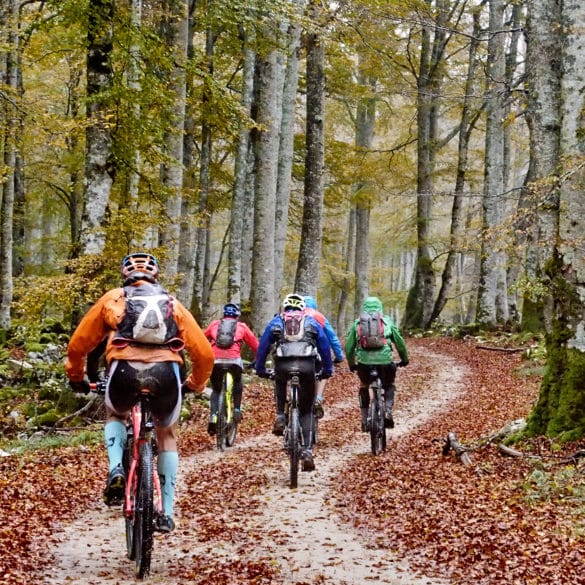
[91,381,162,579]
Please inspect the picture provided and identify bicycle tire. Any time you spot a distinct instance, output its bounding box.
[225,373,238,447]
[134,442,154,579]
[369,382,385,455]
[216,388,227,451]
[289,408,301,488]
[378,388,387,452]
[123,437,135,560]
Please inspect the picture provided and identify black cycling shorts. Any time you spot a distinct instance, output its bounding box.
[105,360,181,428]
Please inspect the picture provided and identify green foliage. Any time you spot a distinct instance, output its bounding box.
[523,465,585,509]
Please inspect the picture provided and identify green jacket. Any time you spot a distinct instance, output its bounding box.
[345,296,409,366]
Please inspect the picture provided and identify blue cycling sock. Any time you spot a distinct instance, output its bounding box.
[157,450,179,517]
[104,421,126,472]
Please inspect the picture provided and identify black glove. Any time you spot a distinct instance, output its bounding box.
[69,379,90,394]
[256,370,271,379]
[349,363,358,372]
[180,381,191,397]
[398,360,409,368]
[333,357,344,365]
[319,370,332,379]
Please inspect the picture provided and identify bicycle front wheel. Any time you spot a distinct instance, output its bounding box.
[289,408,301,488]
[123,437,135,560]
[134,442,155,579]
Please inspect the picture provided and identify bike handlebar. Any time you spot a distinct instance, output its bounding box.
[255,368,326,381]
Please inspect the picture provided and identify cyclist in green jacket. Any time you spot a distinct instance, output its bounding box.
[345,296,408,431]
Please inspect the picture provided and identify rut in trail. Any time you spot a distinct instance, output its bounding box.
[43,349,464,585]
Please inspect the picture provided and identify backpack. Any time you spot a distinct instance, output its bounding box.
[282,310,306,342]
[215,318,237,349]
[357,311,387,350]
[275,310,318,358]
[115,283,178,346]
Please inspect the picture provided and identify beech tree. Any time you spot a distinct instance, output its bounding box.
[526,0,585,439]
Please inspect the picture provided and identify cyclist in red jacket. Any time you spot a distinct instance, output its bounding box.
[204,303,259,435]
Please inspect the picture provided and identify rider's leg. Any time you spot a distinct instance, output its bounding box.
[229,363,244,411]
[104,410,127,471]
[356,364,371,431]
[156,424,179,518]
[298,359,317,471]
[380,363,397,428]
[208,365,223,434]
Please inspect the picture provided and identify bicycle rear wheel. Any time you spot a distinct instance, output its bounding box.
[134,442,155,579]
[225,374,238,447]
[369,386,385,455]
[216,389,227,451]
[289,408,301,488]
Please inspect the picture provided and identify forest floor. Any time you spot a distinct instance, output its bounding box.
[1,336,585,585]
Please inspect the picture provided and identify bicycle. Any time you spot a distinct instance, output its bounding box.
[90,380,162,579]
[266,368,318,488]
[214,365,238,452]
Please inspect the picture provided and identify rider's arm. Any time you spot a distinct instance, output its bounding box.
[254,321,277,373]
[389,322,409,364]
[65,291,119,382]
[344,323,357,365]
[313,319,333,374]
[241,322,260,354]
[323,317,344,361]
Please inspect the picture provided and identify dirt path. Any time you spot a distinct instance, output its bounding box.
[44,351,466,585]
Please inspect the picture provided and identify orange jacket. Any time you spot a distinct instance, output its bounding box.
[65,282,214,392]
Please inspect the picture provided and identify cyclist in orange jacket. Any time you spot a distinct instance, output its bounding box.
[65,252,214,533]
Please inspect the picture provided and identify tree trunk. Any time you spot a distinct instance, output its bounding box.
[0,0,18,330]
[80,0,115,256]
[250,43,280,331]
[526,0,585,439]
[295,22,324,296]
[274,9,301,292]
[430,10,482,326]
[160,0,188,279]
[352,55,376,316]
[476,0,509,328]
[228,36,255,304]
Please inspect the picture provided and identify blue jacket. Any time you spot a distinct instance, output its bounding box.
[255,312,333,376]
[304,296,344,361]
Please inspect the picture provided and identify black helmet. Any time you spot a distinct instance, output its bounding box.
[223,303,241,318]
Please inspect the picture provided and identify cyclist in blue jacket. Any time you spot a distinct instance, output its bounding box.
[255,293,333,471]
[303,295,344,417]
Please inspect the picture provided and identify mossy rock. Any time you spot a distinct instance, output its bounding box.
[39,386,60,401]
[33,410,60,427]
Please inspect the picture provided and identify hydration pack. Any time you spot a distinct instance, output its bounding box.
[215,318,237,349]
[275,311,318,358]
[114,283,179,347]
[357,311,386,350]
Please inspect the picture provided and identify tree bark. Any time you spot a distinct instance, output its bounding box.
[295,19,325,296]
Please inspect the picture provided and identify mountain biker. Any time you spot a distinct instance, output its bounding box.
[345,296,408,431]
[203,303,259,435]
[254,293,333,472]
[303,295,344,419]
[65,252,214,533]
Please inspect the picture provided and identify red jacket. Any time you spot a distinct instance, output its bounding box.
[204,318,259,359]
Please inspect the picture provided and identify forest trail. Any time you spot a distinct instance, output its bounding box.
[43,349,466,585]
